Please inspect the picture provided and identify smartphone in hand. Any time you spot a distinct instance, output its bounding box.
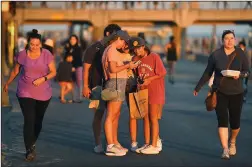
[134,60,141,65]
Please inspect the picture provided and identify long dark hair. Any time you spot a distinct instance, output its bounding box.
[69,34,79,47]
[144,46,151,55]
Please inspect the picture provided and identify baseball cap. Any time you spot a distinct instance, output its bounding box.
[100,30,130,46]
[116,30,131,43]
[130,37,146,49]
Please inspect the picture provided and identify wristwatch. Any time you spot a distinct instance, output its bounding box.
[44,76,48,81]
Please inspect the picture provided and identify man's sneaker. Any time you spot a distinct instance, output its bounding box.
[221,148,230,160]
[94,144,104,154]
[130,142,138,152]
[135,144,149,154]
[115,144,128,153]
[229,142,236,156]
[157,139,162,152]
[140,145,160,155]
[105,145,127,156]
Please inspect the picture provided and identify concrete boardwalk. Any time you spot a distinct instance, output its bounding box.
[2,60,252,167]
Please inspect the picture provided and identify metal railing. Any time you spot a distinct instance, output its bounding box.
[16,1,252,10]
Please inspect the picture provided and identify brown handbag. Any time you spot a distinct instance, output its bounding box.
[205,91,217,111]
[205,52,237,111]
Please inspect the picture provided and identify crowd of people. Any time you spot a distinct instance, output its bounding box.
[3,25,251,161]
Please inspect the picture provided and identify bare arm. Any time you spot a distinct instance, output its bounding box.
[82,43,99,98]
[45,60,57,80]
[82,63,92,98]
[83,63,91,88]
[5,63,21,85]
[164,43,171,52]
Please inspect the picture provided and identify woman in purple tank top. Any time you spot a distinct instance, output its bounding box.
[3,29,56,161]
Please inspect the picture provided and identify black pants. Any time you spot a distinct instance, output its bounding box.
[215,92,243,129]
[244,78,248,98]
[18,97,51,151]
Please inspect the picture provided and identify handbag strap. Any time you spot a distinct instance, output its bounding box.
[132,92,143,118]
[219,51,237,86]
[102,45,119,91]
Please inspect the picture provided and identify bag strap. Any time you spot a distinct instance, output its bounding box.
[219,51,237,86]
[133,92,143,118]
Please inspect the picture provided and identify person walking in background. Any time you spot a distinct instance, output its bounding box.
[132,37,167,155]
[193,30,250,159]
[165,36,177,84]
[83,24,122,153]
[244,1,252,9]
[223,1,228,9]
[56,54,75,104]
[3,29,56,161]
[17,32,27,52]
[238,41,251,102]
[43,38,54,55]
[63,35,83,103]
[102,31,137,156]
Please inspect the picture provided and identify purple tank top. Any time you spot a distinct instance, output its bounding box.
[16,49,53,101]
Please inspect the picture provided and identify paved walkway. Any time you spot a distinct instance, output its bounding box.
[2,60,252,167]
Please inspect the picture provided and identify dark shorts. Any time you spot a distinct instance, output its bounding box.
[125,77,138,106]
[126,76,137,94]
[89,86,106,111]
